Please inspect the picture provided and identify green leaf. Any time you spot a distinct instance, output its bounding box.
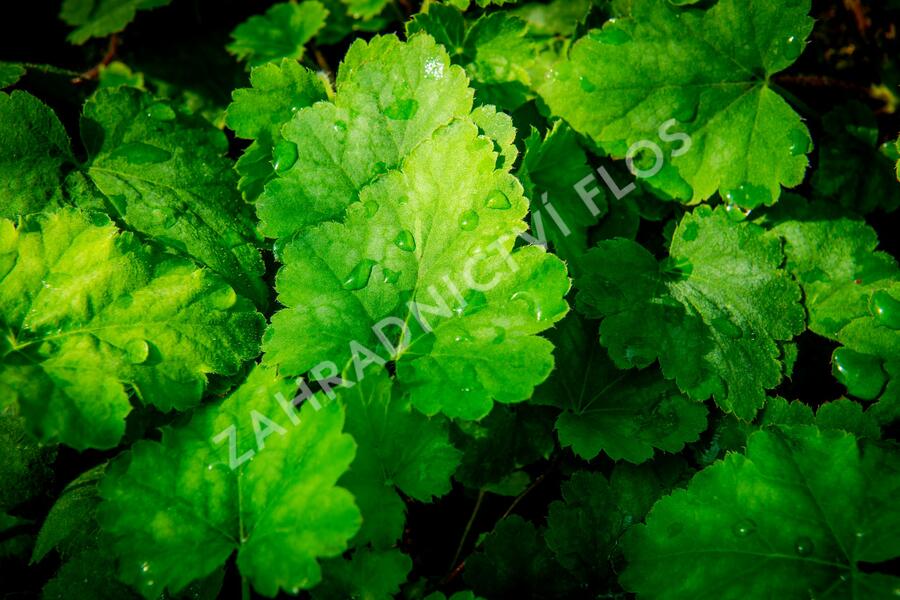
[0,415,56,515]
[759,397,881,440]
[337,370,461,547]
[82,87,268,307]
[0,62,25,88]
[257,34,474,238]
[621,426,900,599]
[463,515,572,599]
[540,0,814,205]
[0,91,74,220]
[407,6,536,110]
[577,206,805,420]
[262,35,570,420]
[227,1,329,67]
[98,366,361,597]
[0,209,264,449]
[543,464,689,587]
[512,0,592,37]
[33,465,104,563]
[226,59,328,201]
[811,102,900,214]
[60,0,174,44]
[451,403,554,491]
[517,122,601,269]
[314,548,412,600]
[768,198,900,363]
[537,314,707,463]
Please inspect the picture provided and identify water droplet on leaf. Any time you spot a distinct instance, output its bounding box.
[732,519,756,537]
[722,183,771,209]
[724,203,752,222]
[110,142,172,164]
[334,120,348,132]
[272,140,298,173]
[794,536,814,556]
[870,290,900,330]
[590,24,630,45]
[363,200,379,217]
[342,259,376,291]
[125,339,150,364]
[209,286,237,310]
[788,128,811,156]
[384,97,419,121]
[780,35,805,61]
[146,103,176,121]
[511,291,543,321]
[832,348,887,401]
[382,268,401,284]
[579,76,596,92]
[711,317,742,339]
[424,57,445,80]
[485,190,512,210]
[459,210,479,231]
[393,229,416,252]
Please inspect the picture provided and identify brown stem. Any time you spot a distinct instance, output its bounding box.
[313,47,333,80]
[72,34,119,83]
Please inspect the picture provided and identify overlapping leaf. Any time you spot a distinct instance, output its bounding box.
[0,91,74,219]
[0,209,263,449]
[576,206,805,420]
[621,426,900,599]
[226,59,327,201]
[98,366,360,597]
[227,1,329,67]
[540,0,814,205]
[262,34,570,420]
[60,0,174,44]
[535,314,707,463]
[337,370,460,548]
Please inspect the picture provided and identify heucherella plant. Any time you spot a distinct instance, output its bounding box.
[2,0,900,598]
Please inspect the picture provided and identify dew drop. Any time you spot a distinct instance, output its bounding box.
[146,103,176,121]
[832,348,887,401]
[382,267,401,284]
[140,562,151,573]
[579,76,597,93]
[384,97,419,121]
[334,120,348,132]
[780,35,805,61]
[393,229,416,252]
[272,140,298,174]
[485,190,512,210]
[711,316,742,339]
[209,286,238,310]
[491,326,506,344]
[459,210,480,231]
[397,195,409,205]
[722,182,772,209]
[511,291,543,321]
[110,142,172,164]
[724,203,752,222]
[788,128,812,156]
[794,536,814,557]
[363,200,379,217]
[590,24,631,45]
[372,161,389,176]
[462,290,488,315]
[125,339,150,364]
[870,290,900,330]
[731,518,756,537]
[342,259,376,291]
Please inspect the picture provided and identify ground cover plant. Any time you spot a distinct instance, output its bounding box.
[1,0,900,598]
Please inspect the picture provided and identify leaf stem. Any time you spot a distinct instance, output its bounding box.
[446,489,485,575]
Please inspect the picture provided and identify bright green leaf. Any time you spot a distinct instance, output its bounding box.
[98,366,361,597]
[0,209,264,449]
